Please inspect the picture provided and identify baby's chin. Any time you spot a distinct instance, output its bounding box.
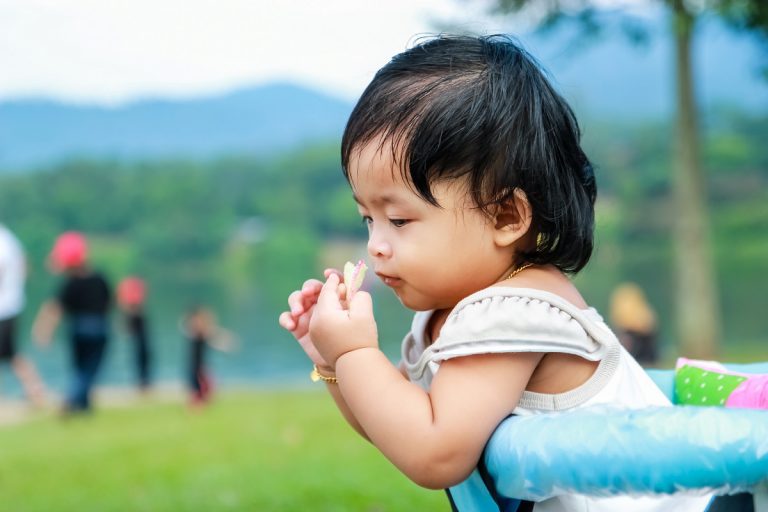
[392,289,442,312]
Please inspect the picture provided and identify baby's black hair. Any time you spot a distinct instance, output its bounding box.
[341,34,597,273]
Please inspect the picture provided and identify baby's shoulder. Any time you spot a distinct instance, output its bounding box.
[448,286,594,323]
[437,287,612,352]
[403,287,617,384]
[500,268,589,309]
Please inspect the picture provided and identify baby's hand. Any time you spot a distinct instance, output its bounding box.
[309,273,378,367]
[278,269,341,370]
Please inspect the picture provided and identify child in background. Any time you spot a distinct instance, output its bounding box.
[33,231,112,414]
[181,305,235,408]
[609,282,659,366]
[117,277,152,393]
[279,35,712,511]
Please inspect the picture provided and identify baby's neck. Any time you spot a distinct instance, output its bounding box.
[425,308,452,345]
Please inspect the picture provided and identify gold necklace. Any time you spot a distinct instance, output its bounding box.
[506,262,533,280]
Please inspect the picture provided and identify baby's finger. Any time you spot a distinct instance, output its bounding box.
[315,273,342,311]
[278,311,296,331]
[288,290,305,315]
[324,268,343,279]
[301,279,324,295]
[348,290,374,320]
[295,304,314,333]
[300,281,324,309]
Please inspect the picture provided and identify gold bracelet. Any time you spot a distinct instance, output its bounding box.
[310,365,338,384]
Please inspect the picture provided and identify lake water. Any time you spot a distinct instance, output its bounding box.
[0,293,410,399]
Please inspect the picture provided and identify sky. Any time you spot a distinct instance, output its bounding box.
[0,0,650,106]
[0,0,485,105]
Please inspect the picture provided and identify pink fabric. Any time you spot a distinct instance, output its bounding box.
[676,357,732,374]
[726,375,768,409]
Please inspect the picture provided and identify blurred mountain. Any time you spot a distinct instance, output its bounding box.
[0,83,353,170]
[1,11,765,171]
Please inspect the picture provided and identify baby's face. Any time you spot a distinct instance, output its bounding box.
[348,140,514,312]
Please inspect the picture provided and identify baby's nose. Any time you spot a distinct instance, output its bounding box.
[367,236,392,259]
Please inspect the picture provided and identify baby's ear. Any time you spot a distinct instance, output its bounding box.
[493,189,532,247]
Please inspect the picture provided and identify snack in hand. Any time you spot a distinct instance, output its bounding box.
[343,259,368,301]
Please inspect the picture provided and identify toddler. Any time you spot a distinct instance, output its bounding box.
[280,35,712,512]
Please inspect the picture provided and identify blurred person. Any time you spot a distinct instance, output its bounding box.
[117,276,152,393]
[0,223,46,407]
[32,231,112,414]
[180,305,235,409]
[609,282,659,366]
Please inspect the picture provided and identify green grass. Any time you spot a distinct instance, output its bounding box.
[0,390,447,511]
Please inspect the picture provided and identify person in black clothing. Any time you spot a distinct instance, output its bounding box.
[126,309,150,390]
[117,277,152,393]
[32,232,112,413]
[181,305,235,409]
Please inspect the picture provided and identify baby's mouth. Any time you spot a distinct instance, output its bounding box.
[376,272,402,287]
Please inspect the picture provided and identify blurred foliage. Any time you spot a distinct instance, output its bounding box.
[1,144,358,315]
[0,110,766,364]
[577,108,768,357]
[484,0,768,66]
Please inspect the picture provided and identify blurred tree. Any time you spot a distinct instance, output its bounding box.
[2,122,766,349]
[474,0,768,358]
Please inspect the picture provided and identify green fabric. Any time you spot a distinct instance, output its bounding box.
[674,364,746,406]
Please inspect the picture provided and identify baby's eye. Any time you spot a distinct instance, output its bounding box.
[360,216,373,226]
[389,219,410,227]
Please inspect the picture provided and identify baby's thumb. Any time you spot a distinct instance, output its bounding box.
[348,290,373,319]
[315,273,342,312]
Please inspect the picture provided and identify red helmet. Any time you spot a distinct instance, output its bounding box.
[117,277,146,307]
[49,231,88,272]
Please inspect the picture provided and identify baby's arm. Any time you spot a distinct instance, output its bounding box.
[310,274,543,489]
[337,349,541,489]
[278,272,369,440]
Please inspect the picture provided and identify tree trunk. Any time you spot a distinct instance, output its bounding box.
[671,0,720,359]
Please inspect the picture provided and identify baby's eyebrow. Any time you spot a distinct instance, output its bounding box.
[352,193,404,206]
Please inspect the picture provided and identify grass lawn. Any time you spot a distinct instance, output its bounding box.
[0,390,447,511]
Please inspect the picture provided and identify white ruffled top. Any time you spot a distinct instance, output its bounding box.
[401,287,715,511]
[402,287,670,413]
